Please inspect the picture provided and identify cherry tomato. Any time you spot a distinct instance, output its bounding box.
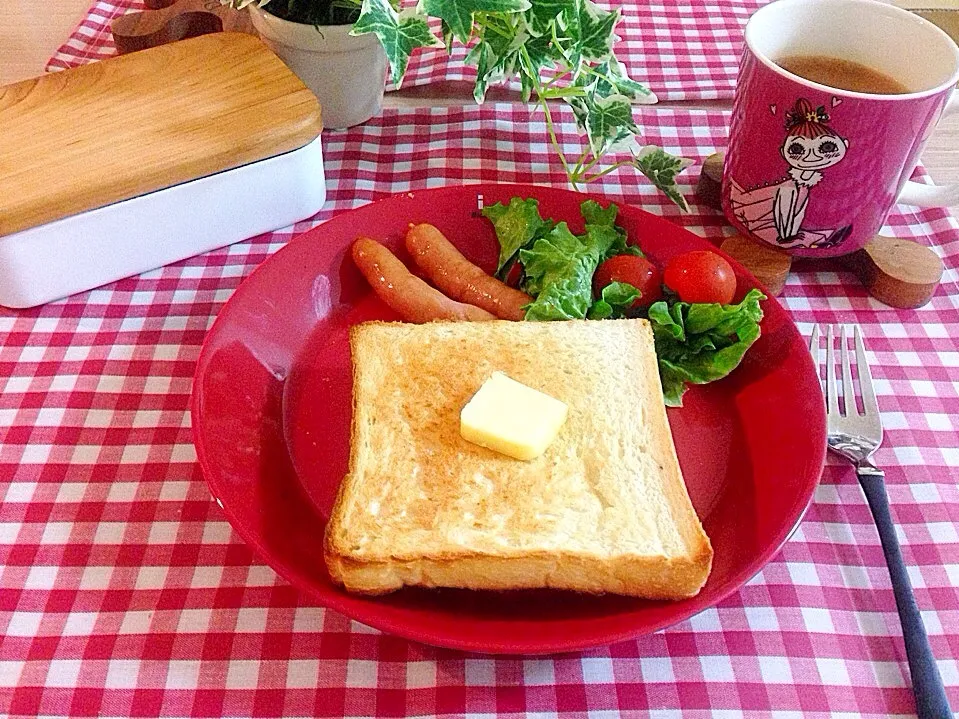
[593,255,663,307]
[504,260,524,288]
[663,250,737,305]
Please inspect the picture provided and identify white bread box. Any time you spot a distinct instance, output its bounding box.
[0,32,326,308]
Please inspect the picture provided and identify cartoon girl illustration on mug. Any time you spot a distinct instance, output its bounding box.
[729,98,852,250]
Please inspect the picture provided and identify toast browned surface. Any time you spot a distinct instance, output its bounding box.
[324,319,712,599]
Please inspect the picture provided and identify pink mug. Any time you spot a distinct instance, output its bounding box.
[722,0,959,257]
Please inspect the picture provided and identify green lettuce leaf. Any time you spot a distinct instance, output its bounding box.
[524,274,594,320]
[582,223,622,259]
[580,198,617,226]
[519,220,620,320]
[520,222,592,296]
[580,199,642,258]
[481,197,551,276]
[648,289,766,406]
[587,281,640,319]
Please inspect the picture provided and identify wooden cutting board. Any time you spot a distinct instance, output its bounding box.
[0,32,322,238]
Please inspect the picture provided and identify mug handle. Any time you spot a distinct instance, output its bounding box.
[897,92,959,207]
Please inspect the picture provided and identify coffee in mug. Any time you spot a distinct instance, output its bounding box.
[775,55,909,95]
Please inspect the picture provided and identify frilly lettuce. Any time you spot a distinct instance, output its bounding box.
[648,288,766,406]
[483,197,766,405]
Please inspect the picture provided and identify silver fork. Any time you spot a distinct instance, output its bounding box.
[810,325,951,719]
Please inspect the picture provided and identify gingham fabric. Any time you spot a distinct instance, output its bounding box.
[45,0,763,101]
[2,4,956,718]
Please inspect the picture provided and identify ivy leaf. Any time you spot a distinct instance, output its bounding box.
[523,31,553,73]
[351,0,441,86]
[516,30,555,101]
[526,0,575,35]
[606,126,641,154]
[632,146,694,212]
[592,57,657,104]
[553,13,582,75]
[441,19,455,51]
[519,71,535,102]
[465,15,530,101]
[567,0,618,61]
[567,96,589,129]
[584,93,636,155]
[466,40,500,102]
[422,0,530,44]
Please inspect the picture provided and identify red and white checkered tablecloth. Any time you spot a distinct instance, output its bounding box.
[2,3,957,718]
[46,0,763,101]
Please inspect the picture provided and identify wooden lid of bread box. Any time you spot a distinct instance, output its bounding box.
[0,32,323,237]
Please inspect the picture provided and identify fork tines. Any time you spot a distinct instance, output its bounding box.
[809,324,880,421]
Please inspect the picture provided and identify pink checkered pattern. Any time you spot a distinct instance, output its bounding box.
[46,0,763,101]
[1,3,955,718]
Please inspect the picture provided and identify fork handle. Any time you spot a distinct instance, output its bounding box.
[858,467,953,719]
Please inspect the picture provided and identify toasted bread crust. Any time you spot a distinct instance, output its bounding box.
[324,319,712,600]
[322,325,368,574]
[325,550,711,599]
[634,320,714,571]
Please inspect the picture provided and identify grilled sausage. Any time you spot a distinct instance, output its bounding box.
[405,223,531,321]
[352,237,497,323]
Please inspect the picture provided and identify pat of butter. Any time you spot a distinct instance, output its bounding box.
[460,372,568,461]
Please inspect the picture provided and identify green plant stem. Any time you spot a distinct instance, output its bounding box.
[570,148,591,176]
[539,87,586,100]
[550,22,571,63]
[541,100,577,188]
[542,69,572,89]
[580,159,636,184]
[575,152,604,178]
[480,16,513,39]
[581,65,610,82]
[520,47,575,186]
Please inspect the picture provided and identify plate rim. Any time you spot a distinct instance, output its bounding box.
[190,182,827,654]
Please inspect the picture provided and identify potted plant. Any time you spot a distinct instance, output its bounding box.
[239,0,390,129]
[231,0,690,206]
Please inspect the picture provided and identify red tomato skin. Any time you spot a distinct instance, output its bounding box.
[504,260,523,288]
[593,255,663,308]
[663,250,737,305]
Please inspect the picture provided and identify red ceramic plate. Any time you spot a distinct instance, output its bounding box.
[191,183,826,654]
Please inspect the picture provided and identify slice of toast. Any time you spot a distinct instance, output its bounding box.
[324,319,713,599]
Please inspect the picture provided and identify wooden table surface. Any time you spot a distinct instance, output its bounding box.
[2,1,957,186]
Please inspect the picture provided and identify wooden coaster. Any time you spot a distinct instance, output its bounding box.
[111,0,255,55]
[696,152,725,211]
[845,235,944,309]
[696,152,945,308]
[720,234,792,296]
